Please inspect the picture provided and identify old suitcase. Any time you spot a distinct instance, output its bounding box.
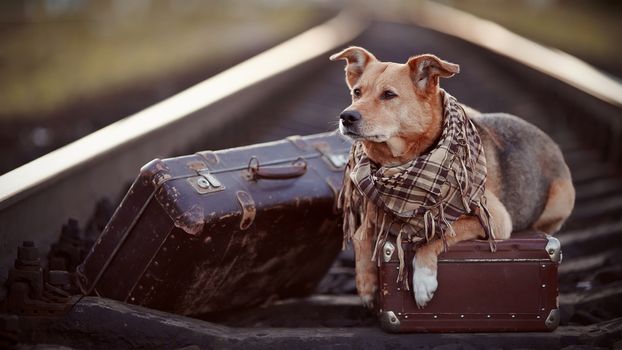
[76,132,351,316]
[376,231,561,332]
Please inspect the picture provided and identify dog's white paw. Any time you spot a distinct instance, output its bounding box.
[360,293,375,309]
[412,255,438,308]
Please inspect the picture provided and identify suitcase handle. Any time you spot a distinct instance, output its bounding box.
[247,157,307,180]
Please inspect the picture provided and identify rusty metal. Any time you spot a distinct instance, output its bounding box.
[48,219,85,272]
[187,172,225,195]
[3,242,77,317]
[0,314,19,347]
[236,191,256,230]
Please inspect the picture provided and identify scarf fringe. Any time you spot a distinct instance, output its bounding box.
[477,198,497,252]
[371,212,387,264]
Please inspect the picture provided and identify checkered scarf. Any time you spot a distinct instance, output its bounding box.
[338,90,496,285]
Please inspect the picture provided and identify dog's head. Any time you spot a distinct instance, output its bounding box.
[330,47,459,163]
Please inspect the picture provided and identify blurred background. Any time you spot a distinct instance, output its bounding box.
[0,0,620,175]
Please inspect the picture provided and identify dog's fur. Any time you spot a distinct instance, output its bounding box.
[331,47,575,308]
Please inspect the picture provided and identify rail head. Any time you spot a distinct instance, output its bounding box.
[0,11,367,210]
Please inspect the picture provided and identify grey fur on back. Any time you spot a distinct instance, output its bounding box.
[471,113,570,231]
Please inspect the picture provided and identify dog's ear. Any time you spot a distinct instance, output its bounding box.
[407,54,459,94]
[330,46,377,88]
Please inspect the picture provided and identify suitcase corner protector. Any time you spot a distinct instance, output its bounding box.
[379,310,401,333]
[545,235,562,263]
[545,308,560,331]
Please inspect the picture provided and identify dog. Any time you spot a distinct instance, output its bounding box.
[330,46,575,308]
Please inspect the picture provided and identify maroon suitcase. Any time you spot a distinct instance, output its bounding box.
[376,231,561,332]
[76,132,351,316]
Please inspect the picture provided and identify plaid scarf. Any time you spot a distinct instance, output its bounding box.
[338,90,496,286]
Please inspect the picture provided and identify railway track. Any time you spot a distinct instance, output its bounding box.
[1,4,622,349]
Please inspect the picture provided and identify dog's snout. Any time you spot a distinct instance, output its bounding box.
[340,110,362,126]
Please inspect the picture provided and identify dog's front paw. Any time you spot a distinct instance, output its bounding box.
[360,293,375,309]
[412,255,438,308]
[355,273,378,310]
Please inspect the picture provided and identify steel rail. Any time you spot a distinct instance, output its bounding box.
[397,1,622,109]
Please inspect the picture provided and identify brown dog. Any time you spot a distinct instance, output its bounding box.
[330,46,575,308]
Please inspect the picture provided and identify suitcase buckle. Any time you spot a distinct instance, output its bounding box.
[188,171,225,194]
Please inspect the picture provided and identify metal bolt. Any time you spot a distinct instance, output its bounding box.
[460,315,464,318]
[197,177,210,189]
[511,314,516,318]
[542,284,546,288]
[48,270,70,286]
[487,315,491,318]
[433,315,438,319]
[62,218,81,239]
[18,241,40,261]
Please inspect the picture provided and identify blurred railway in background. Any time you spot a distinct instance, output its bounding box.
[0,0,335,174]
[1,0,621,175]
[1,1,621,348]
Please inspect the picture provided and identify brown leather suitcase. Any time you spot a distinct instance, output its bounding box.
[76,132,351,316]
[376,231,561,332]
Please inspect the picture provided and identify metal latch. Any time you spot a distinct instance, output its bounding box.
[188,171,225,194]
[383,241,396,262]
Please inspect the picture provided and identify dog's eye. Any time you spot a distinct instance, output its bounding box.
[352,88,361,97]
[382,90,397,100]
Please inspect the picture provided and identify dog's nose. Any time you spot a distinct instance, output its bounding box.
[340,110,361,126]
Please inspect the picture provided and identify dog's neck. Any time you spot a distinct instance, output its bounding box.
[361,92,444,167]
